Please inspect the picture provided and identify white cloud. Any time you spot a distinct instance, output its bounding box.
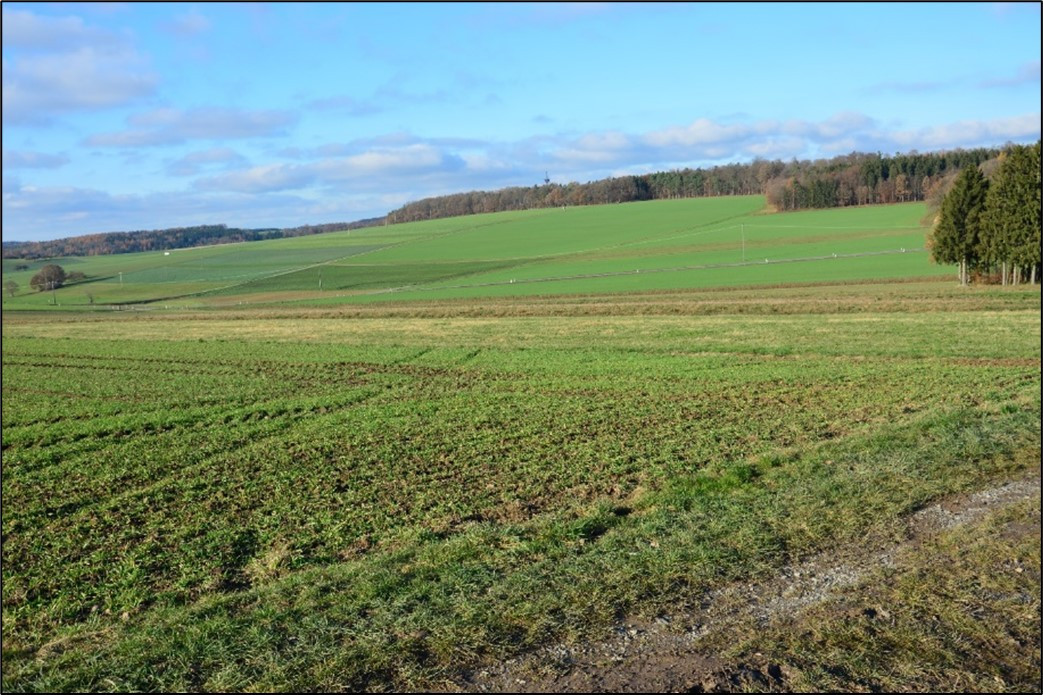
[555,131,633,163]
[86,108,299,147]
[195,164,314,193]
[1,9,157,125]
[196,144,466,193]
[887,113,1042,149]
[645,119,756,147]
[1,8,120,50]
[331,144,461,177]
[548,112,1041,174]
[814,111,876,139]
[3,47,158,125]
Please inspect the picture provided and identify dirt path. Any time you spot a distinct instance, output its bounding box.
[449,475,1041,693]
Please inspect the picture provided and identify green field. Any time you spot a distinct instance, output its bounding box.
[1,197,950,310]
[2,198,1039,691]
[2,280,1039,691]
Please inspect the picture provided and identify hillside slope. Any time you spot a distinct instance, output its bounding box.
[1,197,949,310]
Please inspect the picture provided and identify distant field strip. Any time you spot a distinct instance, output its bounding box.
[1,198,947,309]
[373,248,929,295]
[208,260,522,295]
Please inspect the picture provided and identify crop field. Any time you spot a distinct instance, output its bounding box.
[2,281,1040,692]
[1,197,951,310]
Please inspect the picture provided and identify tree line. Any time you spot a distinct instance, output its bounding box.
[2,218,383,260]
[3,145,1026,261]
[385,147,1002,223]
[928,142,1041,285]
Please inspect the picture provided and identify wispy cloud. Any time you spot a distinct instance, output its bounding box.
[1,7,121,51]
[166,147,246,176]
[467,2,617,29]
[2,150,71,170]
[306,80,451,118]
[85,107,298,147]
[864,79,954,95]
[161,10,211,37]
[196,143,466,193]
[978,60,1041,88]
[868,60,1041,94]
[306,95,385,117]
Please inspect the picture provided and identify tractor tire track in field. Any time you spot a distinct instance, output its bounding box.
[453,473,1041,693]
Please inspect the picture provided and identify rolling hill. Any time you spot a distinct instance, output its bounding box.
[1,197,948,310]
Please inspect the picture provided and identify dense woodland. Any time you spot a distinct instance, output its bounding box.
[928,142,1041,285]
[386,147,1002,223]
[2,218,382,260]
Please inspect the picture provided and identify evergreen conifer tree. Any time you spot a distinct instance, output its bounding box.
[980,142,1041,285]
[929,166,989,285]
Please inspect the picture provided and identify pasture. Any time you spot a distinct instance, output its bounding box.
[2,280,1039,691]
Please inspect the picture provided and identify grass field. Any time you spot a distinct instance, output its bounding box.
[1,197,951,310]
[2,280,1039,691]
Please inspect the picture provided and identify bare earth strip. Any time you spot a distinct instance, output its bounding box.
[452,475,1042,693]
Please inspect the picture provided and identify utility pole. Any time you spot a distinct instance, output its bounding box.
[318,267,323,291]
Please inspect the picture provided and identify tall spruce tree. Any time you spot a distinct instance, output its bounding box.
[980,142,1041,285]
[929,165,989,285]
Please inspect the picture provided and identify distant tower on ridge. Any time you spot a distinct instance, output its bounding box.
[544,171,550,185]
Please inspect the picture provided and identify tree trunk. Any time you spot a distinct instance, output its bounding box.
[1032,265,1038,285]
[1001,261,1007,286]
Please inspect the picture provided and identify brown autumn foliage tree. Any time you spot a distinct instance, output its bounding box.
[29,264,66,292]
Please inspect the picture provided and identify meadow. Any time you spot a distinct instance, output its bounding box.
[1,197,949,310]
[2,280,1040,691]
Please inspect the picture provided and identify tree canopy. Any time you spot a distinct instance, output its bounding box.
[929,166,989,285]
[29,264,67,292]
[3,219,383,260]
[980,143,1041,283]
[929,141,1041,285]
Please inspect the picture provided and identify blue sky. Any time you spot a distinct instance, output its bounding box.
[2,2,1040,242]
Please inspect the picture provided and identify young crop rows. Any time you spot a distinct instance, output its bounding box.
[2,294,1039,691]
